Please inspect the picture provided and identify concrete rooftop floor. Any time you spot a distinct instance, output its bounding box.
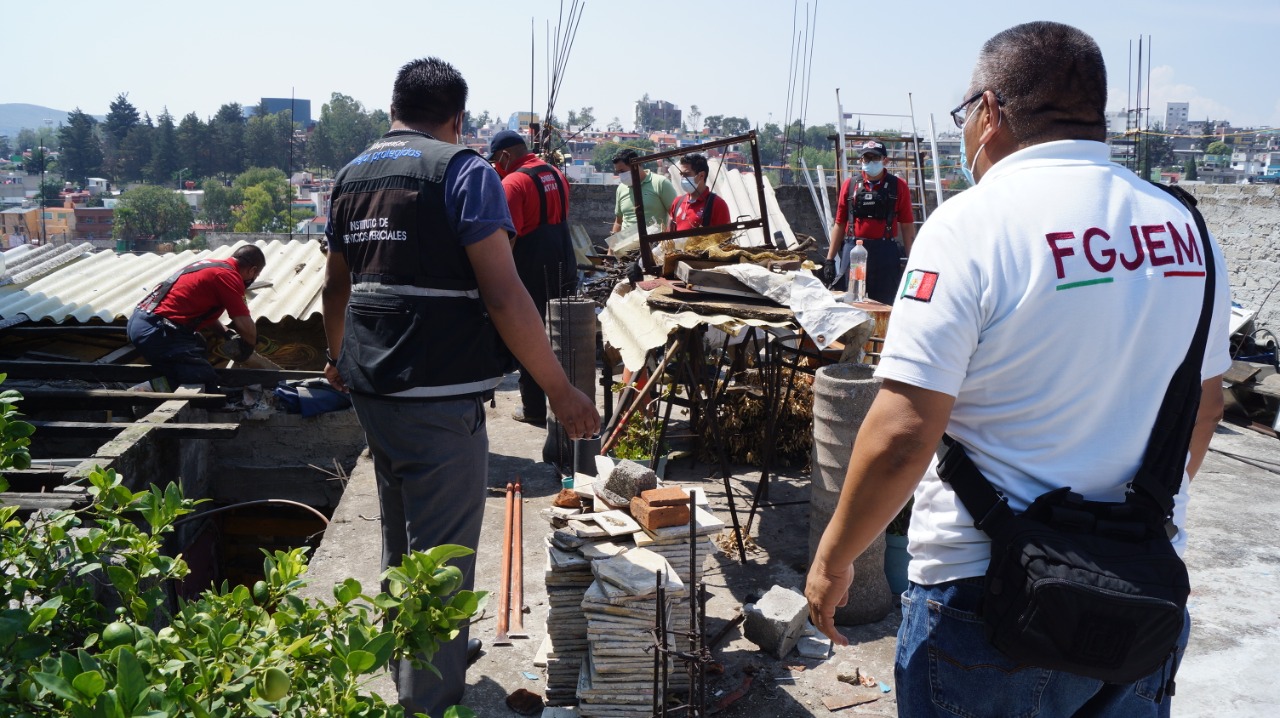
[301,374,1280,717]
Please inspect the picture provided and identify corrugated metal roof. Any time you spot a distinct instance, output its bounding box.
[0,239,327,327]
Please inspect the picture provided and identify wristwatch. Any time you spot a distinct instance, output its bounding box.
[325,350,337,365]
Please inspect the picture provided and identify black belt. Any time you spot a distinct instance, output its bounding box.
[143,312,196,334]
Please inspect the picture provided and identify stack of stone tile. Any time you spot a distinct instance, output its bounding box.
[576,548,689,717]
[544,532,596,705]
[632,496,724,585]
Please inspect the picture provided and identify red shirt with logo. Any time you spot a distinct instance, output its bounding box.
[669,190,731,232]
[834,172,914,240]
[154,258,251,329]
[501,154,569,238]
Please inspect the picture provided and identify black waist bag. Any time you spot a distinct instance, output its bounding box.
[943,442,1191,683]
[939,183,1214,689]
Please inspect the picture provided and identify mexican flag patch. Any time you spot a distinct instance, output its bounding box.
[901,270,938,302]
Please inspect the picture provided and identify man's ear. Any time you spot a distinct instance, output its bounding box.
[978,90,1003,145]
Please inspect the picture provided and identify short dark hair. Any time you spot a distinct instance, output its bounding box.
[971,22,1107,144]
[612,148,640,166]
[232,244,266,270]
[680,153,709,177]
[391,57,468,126]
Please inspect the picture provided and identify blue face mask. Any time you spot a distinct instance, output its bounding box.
[958,99,999,185]
[861,160,884,176]
[681,176,698,193]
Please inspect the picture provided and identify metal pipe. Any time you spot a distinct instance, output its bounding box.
[494,482,514,645]
[509,480,527,638]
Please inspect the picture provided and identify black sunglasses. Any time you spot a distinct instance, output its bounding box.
[950,90,1004,129]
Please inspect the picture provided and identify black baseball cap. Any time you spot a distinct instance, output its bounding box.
[857,140,888,157]
[487,130,525,160]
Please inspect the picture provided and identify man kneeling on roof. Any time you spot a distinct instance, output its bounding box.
[127,244,266,393]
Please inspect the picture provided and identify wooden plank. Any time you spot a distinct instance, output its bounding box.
[0,491,88,512]
[17,387,228,409]
[29,421,241,440]
[0,360,320,386]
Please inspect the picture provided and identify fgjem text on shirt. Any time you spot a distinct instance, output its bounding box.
[1046,219,1203,291]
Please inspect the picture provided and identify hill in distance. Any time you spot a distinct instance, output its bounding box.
[0,104,106,140]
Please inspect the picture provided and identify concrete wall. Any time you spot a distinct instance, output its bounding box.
[1186,183,1280,330]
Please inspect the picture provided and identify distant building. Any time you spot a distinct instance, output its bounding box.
[245,98,313,127]
[507,112,540,132]
[637,99,681,132]
[73,207,114,242]
[1165,102,1189,132]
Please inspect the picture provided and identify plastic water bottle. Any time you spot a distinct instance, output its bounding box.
[845,240,868,303]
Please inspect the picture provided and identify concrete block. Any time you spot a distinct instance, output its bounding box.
[598,460,657,507]
[743,585,810,658]
[629,497,690,531]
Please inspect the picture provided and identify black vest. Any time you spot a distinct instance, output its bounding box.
[512,164,577,303]
[847,172,899,239]
[329,130,507,398]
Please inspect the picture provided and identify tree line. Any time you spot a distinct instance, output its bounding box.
[7,92,392,189]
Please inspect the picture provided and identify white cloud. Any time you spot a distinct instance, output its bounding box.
[1109,65,1235,127]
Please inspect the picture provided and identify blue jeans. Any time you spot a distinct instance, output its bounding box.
[895,579,1189,718]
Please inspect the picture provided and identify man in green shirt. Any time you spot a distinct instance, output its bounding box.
[611,148,678,233]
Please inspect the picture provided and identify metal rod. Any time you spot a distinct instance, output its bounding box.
[599,339,682,455]
[509,480,527,638]
[494,481,514,645]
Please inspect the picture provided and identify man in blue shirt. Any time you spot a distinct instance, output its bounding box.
[321,57,599,716]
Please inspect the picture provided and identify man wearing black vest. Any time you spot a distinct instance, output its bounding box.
[822,139,916,303]
[127,244,265,392]
[321,58,599,716]
[489,129,578,426]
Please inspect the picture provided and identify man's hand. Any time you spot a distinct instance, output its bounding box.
[324,362,348,393]
[806,559,853,646]
[548,386,600,440]
[821,259,837,286]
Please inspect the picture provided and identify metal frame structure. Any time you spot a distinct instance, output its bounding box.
[629,131,774,275]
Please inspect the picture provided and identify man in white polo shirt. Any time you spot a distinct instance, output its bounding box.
[805,21,1230,717]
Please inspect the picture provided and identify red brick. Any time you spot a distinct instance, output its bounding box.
[630,497,691,530]
[640,486,690,507]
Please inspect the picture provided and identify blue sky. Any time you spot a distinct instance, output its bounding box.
[9,0,1279,133]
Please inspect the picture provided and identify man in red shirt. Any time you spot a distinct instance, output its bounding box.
[823,140,916,303]
[127,244,266,391]
[669,152,731,231]
[490,130,578,426]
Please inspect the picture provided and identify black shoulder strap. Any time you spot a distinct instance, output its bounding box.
[938,183,1216,531]
[1129,183,1217,517]
[701,192,718,227]
[516,164,567,228]
[882,172,899,239]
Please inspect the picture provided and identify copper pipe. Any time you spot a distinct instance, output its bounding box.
[509,480,528,638]
[494,481,514,645]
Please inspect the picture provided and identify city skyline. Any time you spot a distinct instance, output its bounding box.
[8,0,1279,135]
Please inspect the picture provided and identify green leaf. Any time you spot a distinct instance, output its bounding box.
[106,565,137,595]
[72,670,106,700]
[363,633,395,667]
[27,594,64,630]
[346,650,376,675]
[116,648,147,713]
[33,671,80,703]
[443,707,477,718]
[4,420,35,438]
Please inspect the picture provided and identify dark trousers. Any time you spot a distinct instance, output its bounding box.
[350,393,488,717]
[513,235,578,420]
[832,237,904,304]
[126,310,220,391]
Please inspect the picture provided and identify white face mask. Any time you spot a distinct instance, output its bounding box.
[861,160,885,176]
[680,176,698,193]
[618,172,634,187]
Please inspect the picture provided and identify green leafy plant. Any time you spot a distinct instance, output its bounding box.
[0,377,481,718]
[610,381,668,461]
